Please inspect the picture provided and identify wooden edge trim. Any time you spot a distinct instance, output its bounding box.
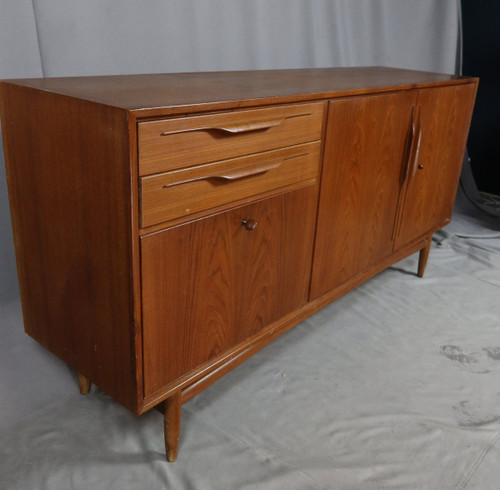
[127,111,146,413]
[137,235,428,414]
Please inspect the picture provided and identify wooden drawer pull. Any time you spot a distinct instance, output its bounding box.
[160,117,285,137]
[212,158,283,180]
[212,118,285,134]
[162,158,283,188]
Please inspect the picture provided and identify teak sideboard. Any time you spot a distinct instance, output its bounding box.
[0,67,477,461]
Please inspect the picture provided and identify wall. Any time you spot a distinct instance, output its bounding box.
[0,0,461,302]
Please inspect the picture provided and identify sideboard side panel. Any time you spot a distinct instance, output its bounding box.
[0,83,137,411]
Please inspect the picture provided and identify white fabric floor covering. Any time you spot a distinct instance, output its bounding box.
[1,190,499,490]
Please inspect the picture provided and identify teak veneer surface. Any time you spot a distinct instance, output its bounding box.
[311,91,416,298]
[140,141,320,228]
[0,67,478,461]
[138,102,323,175]
[141,186,318,395]
[0,84,138,410]
[3,67,471,114]
[394,84,476,248]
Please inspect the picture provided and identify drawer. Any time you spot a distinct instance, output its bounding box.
[140,141,320,228]
[138,102,324,176]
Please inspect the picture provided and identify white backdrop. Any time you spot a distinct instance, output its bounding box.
[0,0,461,299]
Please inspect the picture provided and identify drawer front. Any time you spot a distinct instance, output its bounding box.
[138,102,324,175]
[140,142,320,228]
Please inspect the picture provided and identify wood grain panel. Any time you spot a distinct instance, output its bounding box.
[4,67,475,115]
[394,84,477,248]
[140,142,320,227]
[141,186,317,396]
[0,83,138,411]
[138,102,323,175]
[310,91,416,300]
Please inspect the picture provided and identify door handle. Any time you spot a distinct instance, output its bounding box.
[407,105,422,183]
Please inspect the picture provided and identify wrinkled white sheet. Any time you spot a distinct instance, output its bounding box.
[1,191,499,490]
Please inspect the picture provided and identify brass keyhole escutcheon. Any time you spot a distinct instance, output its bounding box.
[241,218,258,231]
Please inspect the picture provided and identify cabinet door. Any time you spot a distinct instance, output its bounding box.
[141,186,317,396]
[394,84,476,249]
[310,92,416,300]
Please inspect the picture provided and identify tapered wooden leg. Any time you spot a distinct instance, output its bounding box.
[417,236,432,278]
[164,391,182,462]
[78,373,91,395]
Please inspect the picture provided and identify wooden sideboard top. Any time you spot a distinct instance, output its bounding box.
[0,66,476,117]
